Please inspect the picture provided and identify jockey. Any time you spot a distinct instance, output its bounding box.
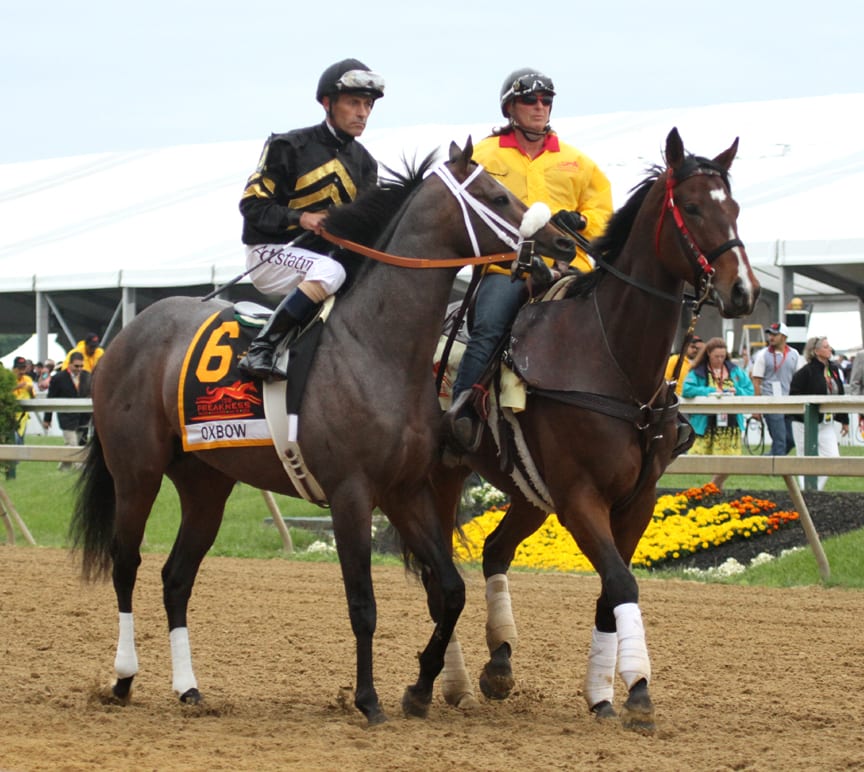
[443,67,613,454]
[238,58,384,380]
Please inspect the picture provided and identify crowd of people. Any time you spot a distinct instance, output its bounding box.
[673,321,856,491]
[3,334,100,478]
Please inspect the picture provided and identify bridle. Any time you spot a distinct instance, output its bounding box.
[655,160,744,312]
[321,160,536,268]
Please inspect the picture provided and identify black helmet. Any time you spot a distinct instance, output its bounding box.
[316,58,385,103]
[499,68,556,117]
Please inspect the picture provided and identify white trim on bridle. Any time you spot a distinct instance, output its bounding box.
[431,162,524,254]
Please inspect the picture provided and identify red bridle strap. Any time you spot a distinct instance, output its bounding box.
[654,170,715,278]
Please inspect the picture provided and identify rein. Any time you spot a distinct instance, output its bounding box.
[320,230,516,268]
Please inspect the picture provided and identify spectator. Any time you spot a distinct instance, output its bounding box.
[665,335,704,396]
[846,352,864,437]
[682,337,754,491]
[7,356,36,480]
[789,336,849,491]
[847,353,864,395]
[238,58,384,381]
[62,332,104,373]
[42,352,91,470]
[36,359,56,394]
[443,66,613,453]
[750,322,800,456]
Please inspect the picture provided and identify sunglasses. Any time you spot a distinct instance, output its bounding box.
[517,94,553,107]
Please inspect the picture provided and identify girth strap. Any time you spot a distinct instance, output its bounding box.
[528,388,678,428]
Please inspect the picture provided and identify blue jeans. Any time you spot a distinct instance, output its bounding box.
[452,273,526,399]
[764,413,794,455]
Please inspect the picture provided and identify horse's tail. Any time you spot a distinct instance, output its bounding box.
[69,429,116,582]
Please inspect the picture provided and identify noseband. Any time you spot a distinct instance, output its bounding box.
[656,160,744,310]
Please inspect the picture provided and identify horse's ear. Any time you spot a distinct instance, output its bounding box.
[448,141,461,164]
[448,137,474,173]
[665,127,684,168]
[463,136,474,162]
[713,137,739,172]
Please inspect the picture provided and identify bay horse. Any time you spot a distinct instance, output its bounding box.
[69,140,576,725]
[432,128,760,732]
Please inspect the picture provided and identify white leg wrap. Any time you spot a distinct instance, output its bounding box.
[169,627,198,695]
[114,612,139,679]
[584,627,617,708]
[614,603,651,690]
[440,634,477,706]
[485,574,518,653]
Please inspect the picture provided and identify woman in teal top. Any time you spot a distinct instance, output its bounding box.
[682,336,754,490]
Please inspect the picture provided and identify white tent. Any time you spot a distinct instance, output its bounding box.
[1,334,67,369]
[2,93,863,346]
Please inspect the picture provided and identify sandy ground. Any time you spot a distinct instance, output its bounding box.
[1,547,862,771]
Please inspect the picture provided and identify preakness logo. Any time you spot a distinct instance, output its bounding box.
[191,380,262,421]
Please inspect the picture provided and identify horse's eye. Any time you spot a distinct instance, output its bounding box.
[493,195,509,206]
[682,202,700,216]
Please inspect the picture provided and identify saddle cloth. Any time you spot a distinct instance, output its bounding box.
[178,306,272,451]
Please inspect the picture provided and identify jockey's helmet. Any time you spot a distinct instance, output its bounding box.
[499,68,555,118]
[316,59,385,103]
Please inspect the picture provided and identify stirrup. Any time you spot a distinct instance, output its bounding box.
[443,392,484,454]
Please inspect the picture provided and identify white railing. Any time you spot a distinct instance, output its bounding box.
[4,396,863,579]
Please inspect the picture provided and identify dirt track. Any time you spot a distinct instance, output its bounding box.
[1,547,862,771]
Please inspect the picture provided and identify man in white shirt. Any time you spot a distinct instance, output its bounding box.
[750,322,800,455]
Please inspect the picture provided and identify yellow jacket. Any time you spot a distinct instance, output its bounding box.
[62,341,104,373]
[473,131,613,274]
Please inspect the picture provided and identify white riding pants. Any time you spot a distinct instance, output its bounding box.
[244,244,346,296]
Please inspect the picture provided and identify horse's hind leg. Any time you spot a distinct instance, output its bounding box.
[110,469,165,702]
[386,488,466,720]
[163,456,235,704]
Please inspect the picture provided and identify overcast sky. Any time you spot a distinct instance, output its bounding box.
[2,0,863,163]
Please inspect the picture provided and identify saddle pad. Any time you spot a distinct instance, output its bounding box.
[433,336,525,412]
[178,307,273,451]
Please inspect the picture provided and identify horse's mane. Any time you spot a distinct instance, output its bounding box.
[323,152,438,246]
[323,151,439,289]
[563,153,731,299]
[563,166,662,298]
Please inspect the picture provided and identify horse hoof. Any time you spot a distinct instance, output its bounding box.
[621,708,656,735]
[590,700,617,720]
[478,663,514,700]
[366,707,389,726]
[179,688,202,705]
[401,685,432,719]
[448,692,481,711]
[112,676,134,702]
[621,680,655,735]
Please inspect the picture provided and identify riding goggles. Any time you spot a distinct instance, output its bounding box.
[335,70,386,97]
[503,73,556,103]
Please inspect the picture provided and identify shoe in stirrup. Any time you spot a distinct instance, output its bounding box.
[443,391,484,454]
[239,289,320,382]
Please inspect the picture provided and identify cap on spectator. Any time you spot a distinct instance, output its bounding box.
[12,356,27,369]
[691,335,703,343]
[84,332,100,344]
[765,322,789,337]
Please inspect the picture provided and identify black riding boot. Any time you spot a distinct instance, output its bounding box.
[239,289,321,381]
